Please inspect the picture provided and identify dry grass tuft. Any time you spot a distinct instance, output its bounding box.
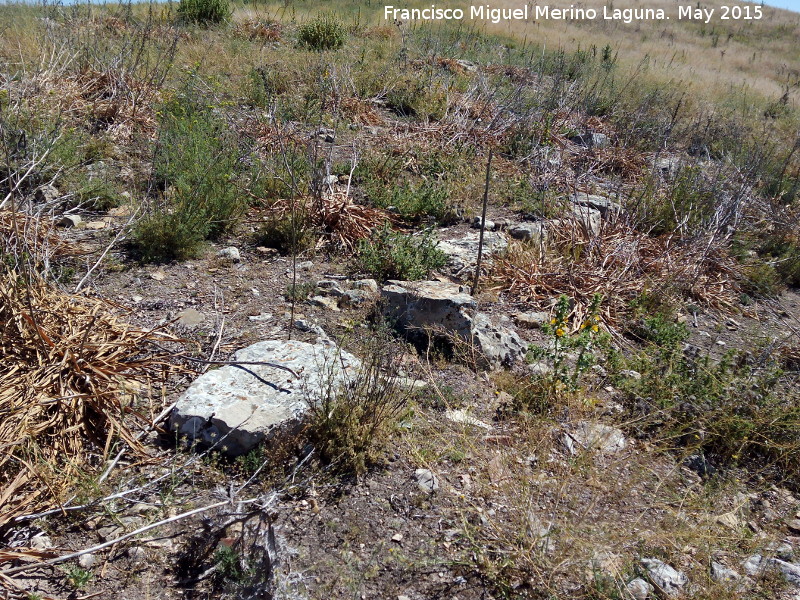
[234,19,282,42]
[0,211,75,261]
[339,96,384,126]
[491,219,741,328]
[0,268,182,527]
[312,193,395,252]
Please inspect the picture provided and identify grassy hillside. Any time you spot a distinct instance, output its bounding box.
[1,1,800,599]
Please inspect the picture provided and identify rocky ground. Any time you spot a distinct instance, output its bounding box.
[3,193,800,600]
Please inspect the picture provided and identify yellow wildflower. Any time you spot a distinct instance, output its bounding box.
[591,325,599,333]
[556,328,565,337]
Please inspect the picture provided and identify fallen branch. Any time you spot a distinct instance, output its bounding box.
[2,499,234,576]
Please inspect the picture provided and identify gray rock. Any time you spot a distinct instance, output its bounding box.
[127,546,147,566]
[526,513,555,553]
[508,222,547,243]
[309,295,340,311]
[35,184,60,204]
[787,519,800,534]
[177,308,205,327]
[341,289,375,307]
[619,369,642,380]
[471,313,526,368]
[774,558,800,586]
[352,279,379,294]
[217,246,241,262]
[436,230,508,274]
[711,561,741,582]
[564,421,627,455]
[297,261,313,271]
[382,280,475,338]
[571,132,610,149]
[626,577,654,599]
[415,468,439,493]
[567,204,603,235]
[57,214,82,228]
[171,340,360,455]
[381,280,524,369]
[316,280,346,296]
[455,59,477,72]
[768,541,795,560]
[528,361,554,377]
[293,319,329,340]
[641,558,688,597]
[742,554,766,577]
[78,553,97,569]
[743,553,800,586]
[571,192,623,217]
[97,524,125,541]
[514,311,550,328]
[471,216,496,231]
[30,535,53,550]
[654,157,680,178]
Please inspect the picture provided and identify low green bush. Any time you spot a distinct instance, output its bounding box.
[307,332,410,475]
[356,224,447,281]
[297,15,347,51]
[133,94,245,262]
[617,316,800,485]
[177,0,231,25]
[385,77,448,120]
[257,214,316,256]
[371,182,453,224]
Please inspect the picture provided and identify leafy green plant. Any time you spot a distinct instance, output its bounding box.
[618,315,800,485]
[177,0,231,25]
[527,294,607,397]
[257,214,316,255]
[213,545,252,583]
[65,565,93,589]
[356,224,446,281]
[369,181,453,223]
[297,15,347,51]
[385,77,448,120]
[247,66,291,107]
[284,281,316,302]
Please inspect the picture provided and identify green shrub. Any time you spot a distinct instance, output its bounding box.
[177,0,231,25]
[247,66,291,107]
[133,95,245,262]
[307,332,410,475]
[617,318,800,486]
[297,15,347,51]
[64,566,92,590]
[370,182,453,223]
[385,78,448,120]
[133,209,207,263]
[356,224,447,281]
[257,214,316,255]
[284,281,316,302]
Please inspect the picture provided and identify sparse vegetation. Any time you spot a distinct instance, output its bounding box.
[356,224,447,281]
[306,332,411,475]
[133,92,246,262]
